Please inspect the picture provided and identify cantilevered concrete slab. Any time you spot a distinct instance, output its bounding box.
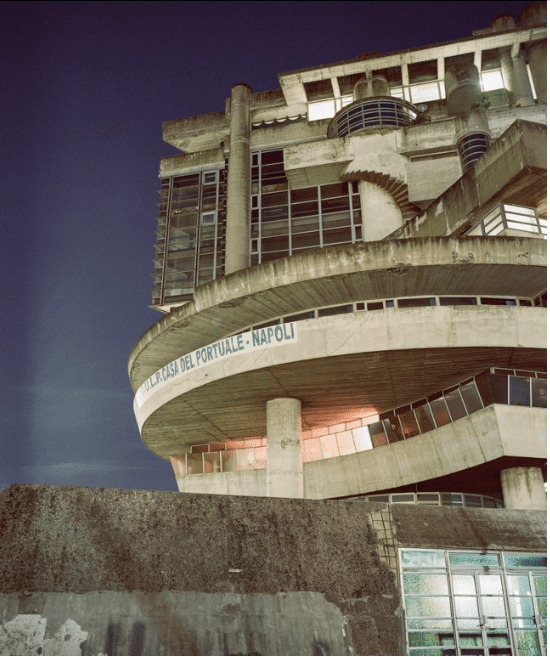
[129,236,546,392]
[136,305,545,459]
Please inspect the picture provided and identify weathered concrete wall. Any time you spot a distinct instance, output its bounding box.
[0,485,546,656]
[390,120,547,240]
[0,484,402,656]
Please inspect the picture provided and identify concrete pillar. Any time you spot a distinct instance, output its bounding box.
[511,54,536,107]
[359,180,403,241]
[519,1,547,105]
[266,398,303,498]
[226,83,251,274]
[445,65,482,115]
[354,73,389,100]
[500,466,547,510]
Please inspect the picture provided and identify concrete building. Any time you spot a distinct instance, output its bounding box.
[120,4,547,655]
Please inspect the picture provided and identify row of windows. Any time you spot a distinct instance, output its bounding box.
[466,204,547,238]
[169,370,546,476]
[349,492,504,509]
[400,549,547,656]
[230,294,544,335]
[307,67,535,121]
[153,170,226,305]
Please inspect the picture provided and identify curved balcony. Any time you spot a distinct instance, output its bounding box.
[327,96,419,139]
[169,370,547,477]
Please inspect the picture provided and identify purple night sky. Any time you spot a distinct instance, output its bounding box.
[1,1,533,493]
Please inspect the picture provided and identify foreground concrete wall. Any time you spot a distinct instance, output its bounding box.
[0,485,545,656]
[0,485,402,656]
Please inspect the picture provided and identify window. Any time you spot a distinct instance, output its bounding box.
[401,549,547,656]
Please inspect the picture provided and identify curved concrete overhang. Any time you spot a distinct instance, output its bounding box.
[303,404,547,499]
[135,305,546,460]
[129,236,546,392]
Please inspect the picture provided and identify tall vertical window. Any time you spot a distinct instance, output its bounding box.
[401,549,547,656]
[251,149,362,266]
[152,168,226,307]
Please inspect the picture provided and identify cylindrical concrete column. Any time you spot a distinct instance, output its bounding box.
[359,180,403,241]
[512,54,536,107]
[519,1,547,105]
[500,466,547,510]
[266,398,303,499]
[445,65,482,115]
[226,83,251,275]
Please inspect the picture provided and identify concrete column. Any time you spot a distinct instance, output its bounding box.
[359,180,403,241]
[511,54,535,107]
[500,466,547,510]
[226,83,251,274]
[519,1,547,105]
[525,41,547,105]
[445,65,482,116]
[266,398,303,498]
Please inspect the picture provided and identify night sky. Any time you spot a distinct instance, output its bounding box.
[2,1,534,493]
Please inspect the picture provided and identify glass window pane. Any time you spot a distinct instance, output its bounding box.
[532,379,547,408]
[320,434,339,458]
[408,619,453,630]
[509,376,531,406]
[486,630,510,647]
[460,382,484,414]
[515,630,541,655]
[304,437,323,462]
[402,550,446,569]
[452,575,476,595]
[455,597,480,617]
[507,576,532,596]
[429,398,452,427]
[352,426,373,451]
[449,553,500,567]
[409,631,454,647]
[480,575,503,595]
[186,453,204,475]
[203,452,221,473]
[398,408,421,438]
[482,596,506,617]
[445,389,468,421]
[414,404,436,432]
[509,597,535,618]
[534,576,547,597]
[368,421,388,447]
[221,450,238,472]
[404,574,449,595]
[405,597,452,617]
[236,448,255,470]
[459,631,483,647]
[464,495,483,508]
[382,416,404,442]
[336,431,356,455]
[536,596,546,619]
[254,446,267,469]
[504,554,547,568]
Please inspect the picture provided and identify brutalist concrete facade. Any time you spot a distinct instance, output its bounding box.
[123,6,547,655]
[129,3,547,513]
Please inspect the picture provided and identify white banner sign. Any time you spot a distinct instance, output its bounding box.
[135,322,298,409]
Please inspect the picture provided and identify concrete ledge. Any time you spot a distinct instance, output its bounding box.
[129,236,547,391]
[304,405,547,499]
[136,306,546,455]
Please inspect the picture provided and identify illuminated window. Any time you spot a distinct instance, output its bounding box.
[401,549,547,656]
